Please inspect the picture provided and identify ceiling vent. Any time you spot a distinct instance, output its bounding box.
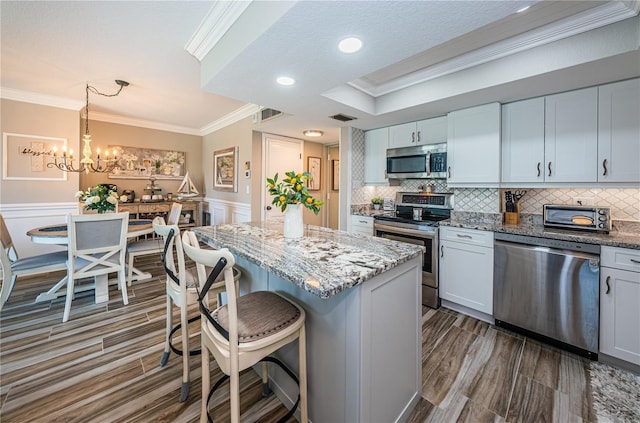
[329,113,357,122]
[260,108,283,122]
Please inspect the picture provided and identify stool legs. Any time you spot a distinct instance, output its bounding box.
[299,325,308,422]
[200,345,210,423]
[180,300,190,402]
[160,295,172,367]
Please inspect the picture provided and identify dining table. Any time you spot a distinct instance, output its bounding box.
[27,219,155,304]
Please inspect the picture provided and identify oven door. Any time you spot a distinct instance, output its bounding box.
[374,222,439,308]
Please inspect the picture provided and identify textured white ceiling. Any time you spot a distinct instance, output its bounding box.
[1,1,637,143]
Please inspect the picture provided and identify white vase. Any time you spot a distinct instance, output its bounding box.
[283,203,304,239]
[172,164,181,176]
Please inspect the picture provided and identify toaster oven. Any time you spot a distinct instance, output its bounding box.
[543,204,611,233]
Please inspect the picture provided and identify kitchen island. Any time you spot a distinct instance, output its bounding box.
[193,221,424,423]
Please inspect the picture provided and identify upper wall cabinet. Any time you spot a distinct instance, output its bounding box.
[544,87,598,182]
[364,127,389,185]
[388,116,447,149]
[502,97,545,183]
[447,103,501,186]
[598,78,640,183]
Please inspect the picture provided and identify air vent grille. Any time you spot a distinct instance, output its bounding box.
[261,108,283,121]
[329,113,357,122]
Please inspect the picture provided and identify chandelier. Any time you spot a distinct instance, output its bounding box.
[48,80,129,173]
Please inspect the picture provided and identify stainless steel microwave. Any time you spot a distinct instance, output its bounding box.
[543,204,611,233]
[386,143,447,179]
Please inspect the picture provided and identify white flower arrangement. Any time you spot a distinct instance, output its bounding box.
[121,153,138,162]
[165,151,184,164]
[75,185,119,213]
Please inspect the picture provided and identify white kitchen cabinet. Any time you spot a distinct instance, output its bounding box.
[439,227,494,314]
[364,128,389,185]
[501,97,545,183]
[350,215,374,236]
[447,103,501,186]
[598,78,640,183]
[544,87,598,182]
[600,246,640,365]
[388,116,447,148]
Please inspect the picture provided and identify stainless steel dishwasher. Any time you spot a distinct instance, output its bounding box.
[494,233,600,359]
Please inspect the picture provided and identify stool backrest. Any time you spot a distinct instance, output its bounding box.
[153,218,185,290]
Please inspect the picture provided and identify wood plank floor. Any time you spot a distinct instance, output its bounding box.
[0,254,631,422]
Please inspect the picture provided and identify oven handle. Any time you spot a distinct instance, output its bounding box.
[374,222,436,238]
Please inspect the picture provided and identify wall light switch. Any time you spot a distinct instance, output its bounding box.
[245,170,251,178]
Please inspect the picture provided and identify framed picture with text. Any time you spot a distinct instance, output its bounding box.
[307,156,321,190]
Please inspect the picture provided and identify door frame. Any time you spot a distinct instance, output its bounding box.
[261,133,304,221]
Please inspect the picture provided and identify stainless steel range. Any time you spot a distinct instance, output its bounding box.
[374,192,453,308]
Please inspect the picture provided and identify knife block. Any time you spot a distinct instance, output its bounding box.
[504,204,520,225]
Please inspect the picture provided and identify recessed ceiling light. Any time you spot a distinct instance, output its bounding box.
[338,37,362,53]
[276,76,295,86]
[303,130,324,137]
[516,5,530,13]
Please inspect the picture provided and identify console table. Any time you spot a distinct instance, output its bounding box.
[118,200,201,228]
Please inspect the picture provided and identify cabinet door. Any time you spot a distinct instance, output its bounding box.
[350,215,373,236]
[544,87,598,182]
[416,116,447,145]
[600,267,640,365]
[447,103,501,185]
[598,78,640,182]
[501,98,545,183]
[364,128,389,185]
[389,122,417,148]
[439,239,493,314]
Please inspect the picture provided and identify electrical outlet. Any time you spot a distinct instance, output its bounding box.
[573,197,594,206]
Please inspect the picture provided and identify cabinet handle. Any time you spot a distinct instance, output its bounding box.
[447,166,451,178]
[605,276,611,294]
[548,161,552,177]
[359,220,368,224]
[440,245,444,258]
[602,159,608,176]
[630,258,640,264]
[412,132,415,143]
[537,162,541,177]
[456,234,473,239]
[417,131,421,143]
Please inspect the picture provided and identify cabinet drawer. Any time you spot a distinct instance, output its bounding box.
[439,227,493,247]
[138,203,170,213]
[602,246,640,273]
[351,215,373,229]
[118,204,138,213]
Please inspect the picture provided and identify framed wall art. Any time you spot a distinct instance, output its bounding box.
[213,146,238,192]
[307,156,321,191]
[107,146,185,179]
[332,159,340,191]
[2,132,68,181]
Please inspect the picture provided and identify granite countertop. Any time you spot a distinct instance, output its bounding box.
[441,218,640,250]
[192,221,424,299]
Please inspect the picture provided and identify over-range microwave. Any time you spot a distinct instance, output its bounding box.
[386,143,447,179]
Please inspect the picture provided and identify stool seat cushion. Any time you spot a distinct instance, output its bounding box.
[212,291,300,343]
[127,238,163,253]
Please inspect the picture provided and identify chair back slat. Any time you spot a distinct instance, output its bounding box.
[0,213,16,261]
[167,202,183,225]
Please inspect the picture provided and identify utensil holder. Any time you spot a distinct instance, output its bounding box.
[504,204,520,225]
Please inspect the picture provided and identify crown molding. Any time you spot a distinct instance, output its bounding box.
[350,1,640,97]
[0,87,84,110]
[185,0,253,61]
[200,103,262,135]
[89,111,202,136]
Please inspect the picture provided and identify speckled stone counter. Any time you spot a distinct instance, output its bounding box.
[193,221,424,299]
[194,220,423,422]
[441,214,640,250]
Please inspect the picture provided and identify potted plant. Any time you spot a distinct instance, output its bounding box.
[371,196,384,210]
[267,171,324,238]
[75,185,119,213]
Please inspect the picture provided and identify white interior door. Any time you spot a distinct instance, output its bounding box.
[263,135,303,220]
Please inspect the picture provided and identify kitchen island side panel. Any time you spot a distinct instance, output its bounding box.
[236,254,421,422]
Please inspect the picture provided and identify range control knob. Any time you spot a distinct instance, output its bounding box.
[598,223,605,228]
[598,209,606,215]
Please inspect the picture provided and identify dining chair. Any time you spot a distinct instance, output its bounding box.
[0,213,68,311]
[64,212,129,323]
[153,220,240,403]
[182,230,308,423]
[126,202,182,286]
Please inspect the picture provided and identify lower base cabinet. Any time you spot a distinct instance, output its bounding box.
[600,246,640,365]
[350,215,374,236]
[439,227,494,314]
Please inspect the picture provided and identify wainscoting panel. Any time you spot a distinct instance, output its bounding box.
[205,198,251,225]
[0,202,77,257]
